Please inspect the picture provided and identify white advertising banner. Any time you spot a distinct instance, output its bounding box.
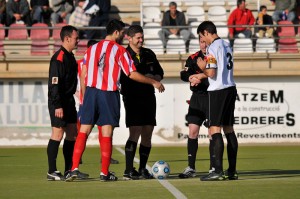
[0,77,299,146]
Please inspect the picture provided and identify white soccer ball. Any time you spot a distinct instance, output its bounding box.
[151,160,170,179]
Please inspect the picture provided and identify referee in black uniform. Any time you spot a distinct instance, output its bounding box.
[179,37,209,178]
[47,25,80,181]
[120,25,164,180]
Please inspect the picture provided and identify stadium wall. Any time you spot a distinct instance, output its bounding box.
[0,75,299,146]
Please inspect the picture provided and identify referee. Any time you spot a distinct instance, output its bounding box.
[47,25,80,181]
[120,25,164,180]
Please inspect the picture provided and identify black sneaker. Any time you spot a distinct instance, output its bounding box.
[47,171,64,181]
[224,170,238,180]
[200,171,225,181]
[178,166,196,178]
[65,169,79,182]
[123,168,141,180]
[100,172,118,182]
[139,168,153,179]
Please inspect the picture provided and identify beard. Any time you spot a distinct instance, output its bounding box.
[116,35,124,44]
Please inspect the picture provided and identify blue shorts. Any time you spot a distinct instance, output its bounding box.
[80,87,120,127]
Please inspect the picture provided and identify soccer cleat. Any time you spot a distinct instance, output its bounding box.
[200,171,225,181]
[123,168,141,180]
[100,157,119,164]
[100,172,118,182]
[77,170,89,179]
[224,170,238,180]
[139,168,153,179]
[178,166,196,178]
[47,171,64,181]
[65,170,89,180]
[65,169,79,182]
[110,158,119,164]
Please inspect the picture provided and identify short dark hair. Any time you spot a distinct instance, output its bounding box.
[126,25,143,37]
[87,39,97,48]
[197,21,217,35]
[106,19,126,35]
[260,5,267,11]
[237,0,245,7]
[60,25,78,41]
[169,1,177,7]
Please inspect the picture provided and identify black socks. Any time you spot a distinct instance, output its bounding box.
[63,139,75,173]
[125,140,137,172]
[187,138,198,169]
[47,139,60,173]
[225,132,238,172]
[139,144,151,170]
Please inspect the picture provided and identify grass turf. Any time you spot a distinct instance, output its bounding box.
[0,145,299,199]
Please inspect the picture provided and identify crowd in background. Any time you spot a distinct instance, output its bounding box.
[1,0,300,47]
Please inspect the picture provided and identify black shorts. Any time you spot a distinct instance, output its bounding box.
[48,97,77,128]
[186,92,208,126]
[122,94,156,127]
[208,86,237,127]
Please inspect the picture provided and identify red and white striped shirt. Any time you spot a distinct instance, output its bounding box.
[84,40,136,91]
[77,58,84,104]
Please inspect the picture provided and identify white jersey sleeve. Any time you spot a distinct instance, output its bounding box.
[206,38,236,91]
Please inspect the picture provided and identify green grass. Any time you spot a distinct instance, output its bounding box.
[0,145,300,199]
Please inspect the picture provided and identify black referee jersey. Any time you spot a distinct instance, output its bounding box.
[48,46,78,108]
[120,45,164,97]
[180,50,209,94]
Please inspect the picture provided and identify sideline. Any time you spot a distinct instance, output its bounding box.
[115,146,187,199]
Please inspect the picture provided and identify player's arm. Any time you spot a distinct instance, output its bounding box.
[197,56,216,78]
[129,71,165,93]
[180,56,193,82]
[49,60,64,118]
[80,64,87,100]
[153,58,164,82]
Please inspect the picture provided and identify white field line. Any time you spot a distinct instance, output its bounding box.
[115,146,187,199]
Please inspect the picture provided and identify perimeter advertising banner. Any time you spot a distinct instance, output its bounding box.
[0,77,299,146]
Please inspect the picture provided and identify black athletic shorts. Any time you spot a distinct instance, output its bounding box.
[208,86,237,127]
[186,92,208,126]
[48,97,77,128]
[122,94,156,127]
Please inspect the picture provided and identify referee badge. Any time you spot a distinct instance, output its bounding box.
[52,77,58,84]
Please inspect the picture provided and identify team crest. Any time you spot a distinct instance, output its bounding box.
[52,77,58,84]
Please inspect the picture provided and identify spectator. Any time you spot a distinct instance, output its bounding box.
[255,5,274,38]
[271,0,296,22]
[158,1,190,47]
[6,0,31,26]
[69,0,91,38]
[228,0,255,39]
[0,0,6,25]
[85,0,111,40]
[30,0,52,25]
[51,0,74,25]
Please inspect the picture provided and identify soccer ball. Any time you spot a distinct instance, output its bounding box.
[151,160,170,179]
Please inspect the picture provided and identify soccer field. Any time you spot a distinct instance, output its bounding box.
[0,145,299,199]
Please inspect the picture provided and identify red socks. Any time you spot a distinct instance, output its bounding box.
[71,132,87,171]
[100,137,112,175]
[98,126,112,175]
